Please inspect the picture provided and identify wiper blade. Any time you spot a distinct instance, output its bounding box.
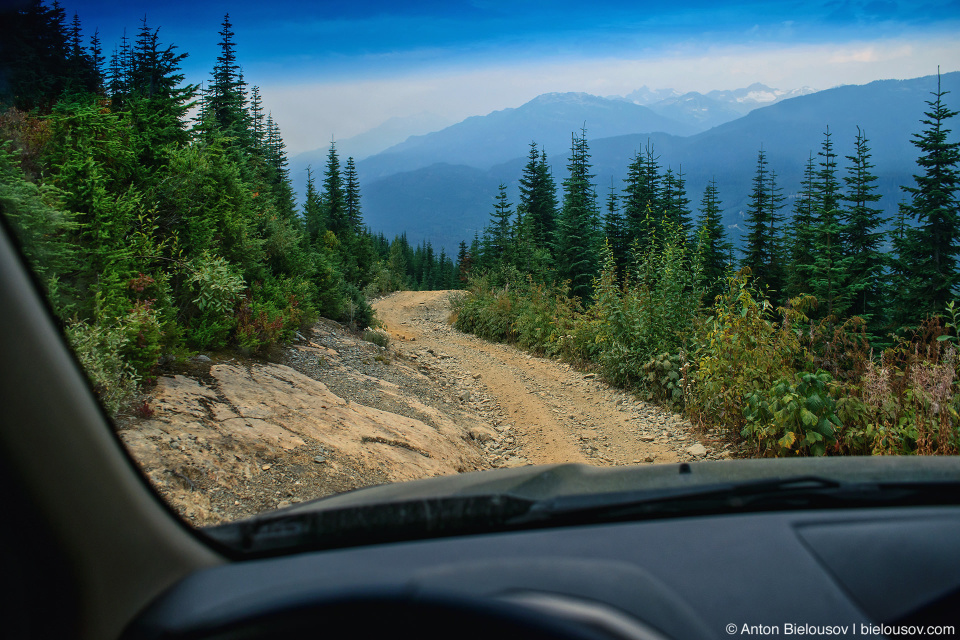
[205,493,536,557]
[204,475,960,558]
[508,476,960,528]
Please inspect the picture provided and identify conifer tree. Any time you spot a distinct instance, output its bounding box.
[128,17,196,154]
[88,29,106,95]
[661,166,692,238]
[694,179,732,303]
[344,156,363,232]
[622,141,661,250]
[555,128,600,300]
[840,128,887,329]
[457,240,472,283]
[742,147,774,289]
[322,141,347,236]
[893,73,960,325]
[205,14,247,143]
[482,183,513,269]
[810,126,850,318]
[516,142,558,254]
[303,166,324,245]
[603,178,629,275]
[787,153,818,299]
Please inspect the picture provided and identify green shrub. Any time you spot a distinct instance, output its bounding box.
[690,270,808,434]
[66,320,140,418]
[362,329,390,348]
[643,352,685,407]
[742,371,841,456]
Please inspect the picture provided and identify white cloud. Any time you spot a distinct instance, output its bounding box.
[263,36,960,155]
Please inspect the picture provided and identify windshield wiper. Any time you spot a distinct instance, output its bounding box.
[507,476,960,528]
[204,476,960,557]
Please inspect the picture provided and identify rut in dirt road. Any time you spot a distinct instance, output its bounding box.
[374,290,731,468]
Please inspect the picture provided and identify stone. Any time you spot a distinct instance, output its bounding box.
[468,425,497,443]
[192,355,212,363]
[686,443,708,457]
[313,456,327,464]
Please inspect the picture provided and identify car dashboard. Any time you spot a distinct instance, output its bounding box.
[123,505,960,639]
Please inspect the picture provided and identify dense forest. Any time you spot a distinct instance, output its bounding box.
[0,2,459,414]
[456,79,960,457]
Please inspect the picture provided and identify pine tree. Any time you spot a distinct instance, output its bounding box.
[322,141,347,236]
[555,128,600,300]
[662,166,692,237]
[787,153,818,299]
[894,72,960,325]
[742,147,774,289]
[810,126,850,318]
[248,85,265,150]
[303,166,324,244]
[766,169,788,305]
[841,127,887,330]
[603,178,629,275]
[88,29,105,95]
[622,141,661,251]
[343,156,363,232]
[457,240,472,283]
[516,142,558,256]
[205,14,247,143]
[128,17,196,153]
[694,179,732,303]
[482,183,513,269]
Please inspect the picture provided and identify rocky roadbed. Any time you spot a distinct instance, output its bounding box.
[119,290,732,527]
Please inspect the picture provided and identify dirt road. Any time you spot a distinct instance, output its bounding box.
[375,290,726,468]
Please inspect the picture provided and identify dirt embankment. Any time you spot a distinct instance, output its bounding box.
[120,290,728,527]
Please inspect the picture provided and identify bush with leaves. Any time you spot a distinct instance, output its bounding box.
[742,371,842,456]
[65,320,140,418]
[690,270,808,433]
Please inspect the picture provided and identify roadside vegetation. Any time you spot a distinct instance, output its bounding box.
[0,3,459,416]
[454,84,960,457]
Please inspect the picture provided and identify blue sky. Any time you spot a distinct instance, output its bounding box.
[59,0,960,153]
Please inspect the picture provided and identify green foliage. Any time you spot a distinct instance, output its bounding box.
[362,329,390,349]
[690,270,808,433]
[65,320,141,417]
[642,352,684,406]
[743,371,841,456]
[188,253,245,316]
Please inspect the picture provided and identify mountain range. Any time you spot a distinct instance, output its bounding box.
[296,74,960,255]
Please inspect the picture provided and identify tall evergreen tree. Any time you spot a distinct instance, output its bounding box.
[622,141,662,250]
[694,179,732,303]
[343,156,363,232]
[603,178,629,275]
[482,183,513,269]
[555,128,600,300]
[321,141,347,236]
[204,13,247,143]
[742,147,774,289]
[661,166,692,238]
[516,142,558,254]
[88,28,105,95]
[893,73,960,325]
[787,153,818,299]
[303,166,324,245]
[840,128,887,329]
[810,126,850,318]
[128,18,196,154]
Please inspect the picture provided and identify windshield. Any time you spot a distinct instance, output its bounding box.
[1,0,959,538]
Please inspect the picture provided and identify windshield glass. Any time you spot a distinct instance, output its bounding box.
[1,0,959,534]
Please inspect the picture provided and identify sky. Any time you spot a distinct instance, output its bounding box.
[55,0,960,155]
